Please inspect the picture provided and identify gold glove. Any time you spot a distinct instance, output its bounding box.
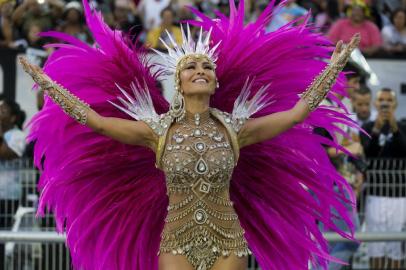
[19,57,90,125]
[301,34,361,111]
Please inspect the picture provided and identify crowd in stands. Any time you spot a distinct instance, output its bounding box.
[0,0,406,57]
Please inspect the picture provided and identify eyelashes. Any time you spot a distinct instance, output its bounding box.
[185,65,213,70]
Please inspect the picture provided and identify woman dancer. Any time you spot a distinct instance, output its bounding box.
[20,0,360,269]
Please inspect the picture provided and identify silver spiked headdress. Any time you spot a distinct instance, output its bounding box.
[151,25,221,75]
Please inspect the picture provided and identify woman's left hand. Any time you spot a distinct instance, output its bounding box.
[330,33,361,65]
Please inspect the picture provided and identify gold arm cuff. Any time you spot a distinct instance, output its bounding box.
[301,61,345,111]
[45,82,90,125]
[301,44,355,111]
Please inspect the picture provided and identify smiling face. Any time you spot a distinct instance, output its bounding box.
[177,55,217,96]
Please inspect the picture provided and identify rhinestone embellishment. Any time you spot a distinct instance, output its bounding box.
[194,209,207,224]
[199,181,211,193]
[195,158,208,174]
[173,134,184,144]
[195,142,206,152]
[193,129,202,137]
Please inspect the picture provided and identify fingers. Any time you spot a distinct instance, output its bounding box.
[19,56,38,76]
[333,33,360,64]
[18,56,31,73]
[18,56,52,88]
[332,40,343,57]
[348,33,361,50]
[18,56,48,81]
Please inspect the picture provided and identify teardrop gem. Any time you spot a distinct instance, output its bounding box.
[195,158,208,174]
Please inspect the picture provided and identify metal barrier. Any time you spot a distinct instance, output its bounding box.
[0,158,405,270]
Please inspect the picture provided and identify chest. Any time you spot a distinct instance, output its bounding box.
[161,118,235,193]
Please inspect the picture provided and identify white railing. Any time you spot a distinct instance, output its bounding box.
[0,158,405,270]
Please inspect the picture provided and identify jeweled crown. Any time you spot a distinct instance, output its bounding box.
[151,24,221,75]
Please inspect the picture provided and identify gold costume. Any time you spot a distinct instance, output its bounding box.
[155,109,251,270]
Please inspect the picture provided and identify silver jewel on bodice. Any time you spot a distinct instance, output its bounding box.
[195,142,206,152]
[194,209,207,224]
[194,113,201,126]
[195,158,209,174]
[173,133,184,144]
[193,129,202,137]
[213,132,223,142]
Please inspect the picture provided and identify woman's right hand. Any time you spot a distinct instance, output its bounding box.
[19,56,52,92]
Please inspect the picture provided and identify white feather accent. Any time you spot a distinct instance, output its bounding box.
[231,78,273,132]
[109,81,159,121]
[109,81,172,135]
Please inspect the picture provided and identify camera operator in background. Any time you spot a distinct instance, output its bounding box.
[361,88,406,158]
[360,88,406,270]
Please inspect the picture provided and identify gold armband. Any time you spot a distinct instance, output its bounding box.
[45,82,90,125]
[302,43,356,111]
[301,61,344,111]
[20,59,90,125]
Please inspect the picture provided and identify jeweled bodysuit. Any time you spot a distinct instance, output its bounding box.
[157,110,251,270]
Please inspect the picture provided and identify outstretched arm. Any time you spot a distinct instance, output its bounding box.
[238,34,360,148]
[20,57,158,151]
[238,99,310,148]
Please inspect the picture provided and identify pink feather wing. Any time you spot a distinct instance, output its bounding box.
[190,1,358,269]
[28,0,168,269]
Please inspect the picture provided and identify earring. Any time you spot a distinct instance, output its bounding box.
[216,81,220,89]
[170,91,185,122]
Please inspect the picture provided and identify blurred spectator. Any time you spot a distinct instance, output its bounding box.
[0,97,26,160]
[323,96,364,196]
[177,5,198,38]
[177,5,194,26]
[137,0,171,30]
[367,3,390,30]
[217,0,231,17]
[360,88,406,270]
[191,0,216,18]
[316,92,364,270]
[314,0,340,33]
[351,85,377,126]
[22,23,52,66]
[361,88,406,158]
[0,98,26,217]
[146,7,182,50]
[0,98,26,267]
[382,8,406,55]
[112,0,144,42]
[266,0,308,32]
[26,23,47,49]
[344,62,362,101]
[0,0,14,47]
[249,0,268,22]
[57,1,91,43]
[12,0,64,39]
[328,1,383,56]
